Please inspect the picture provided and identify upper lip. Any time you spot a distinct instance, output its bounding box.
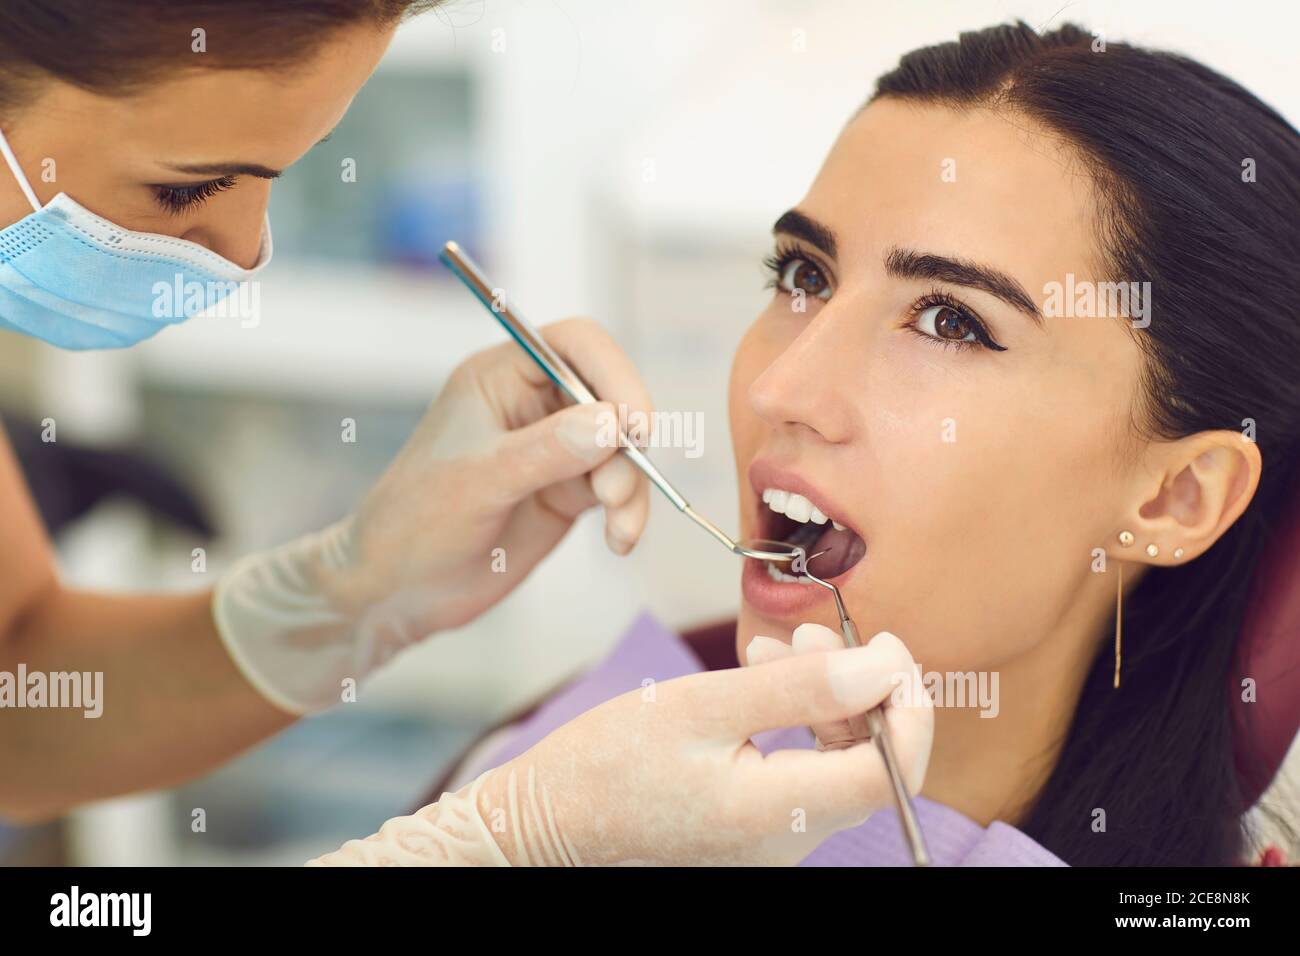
[746,458,860,537]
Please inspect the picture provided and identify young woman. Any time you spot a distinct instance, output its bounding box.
[316,21,1300,866]
[0,1,925,863]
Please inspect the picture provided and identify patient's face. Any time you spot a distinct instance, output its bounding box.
[729,98,1144,673]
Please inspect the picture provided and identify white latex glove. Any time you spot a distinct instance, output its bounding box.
[747,623,882,749]
[214,318,653,714]
[308,629,933,866]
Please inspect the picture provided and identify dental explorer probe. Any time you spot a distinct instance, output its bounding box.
[800,559,933,867]
[439,240,793,563]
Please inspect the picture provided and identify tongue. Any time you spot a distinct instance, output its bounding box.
[805,525,866,579]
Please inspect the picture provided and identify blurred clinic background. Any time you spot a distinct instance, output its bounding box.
[1,0,1297,864]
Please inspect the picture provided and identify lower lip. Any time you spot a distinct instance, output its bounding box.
[740,554,861,620]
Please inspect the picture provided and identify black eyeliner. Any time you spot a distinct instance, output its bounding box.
[912,289,1007,352]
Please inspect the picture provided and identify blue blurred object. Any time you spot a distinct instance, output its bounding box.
[377,175,481,271]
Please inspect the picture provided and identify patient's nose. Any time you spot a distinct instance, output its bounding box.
[747,308,859,444]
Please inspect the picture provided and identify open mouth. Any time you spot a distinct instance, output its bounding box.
[757,487,867,582]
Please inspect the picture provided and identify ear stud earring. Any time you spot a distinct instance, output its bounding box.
[1118,530,1134,547]
[1173,547,1185,560]
[1146,543,1160,558]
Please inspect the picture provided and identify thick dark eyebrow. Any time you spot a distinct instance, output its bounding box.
[772,209,1042,327]
[885,246,1043,327]
[162,161,282,180]
[773,209,837,260]
[161,129,337,182]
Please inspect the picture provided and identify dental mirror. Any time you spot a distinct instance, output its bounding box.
[731,538,806,563]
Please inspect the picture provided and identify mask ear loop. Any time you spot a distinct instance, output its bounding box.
[0,127,44,213]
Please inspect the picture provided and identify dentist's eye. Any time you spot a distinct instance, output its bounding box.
[151,176,237,213]
[907,292,1006,352]
[763,248,832,301]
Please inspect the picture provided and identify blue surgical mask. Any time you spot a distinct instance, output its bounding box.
[0,127,272,350]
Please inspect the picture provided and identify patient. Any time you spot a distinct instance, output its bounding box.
[343,21,1300,866]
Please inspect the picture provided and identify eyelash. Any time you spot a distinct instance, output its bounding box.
[761,248,1006,353]
[906,289,1006,353]
[151,176,237,213]
[762,243,831,296]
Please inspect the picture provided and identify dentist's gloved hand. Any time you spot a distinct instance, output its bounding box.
[747,623,887,749]
[308,629,933,866]
[214,318,653,714]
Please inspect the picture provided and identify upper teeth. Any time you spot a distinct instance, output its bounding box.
[762,488,846,530]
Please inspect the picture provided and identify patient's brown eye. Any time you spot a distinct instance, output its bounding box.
[763,248,834,302]
[932,305,971,340]
[770,257,831,301]
[788,260,828,297]
[908,295,1006,352]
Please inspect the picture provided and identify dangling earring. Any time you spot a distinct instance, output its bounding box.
[1114,561,1124,688]
[1114,531,1134,688]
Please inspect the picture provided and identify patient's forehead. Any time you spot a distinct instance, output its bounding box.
[803,98,1106,289]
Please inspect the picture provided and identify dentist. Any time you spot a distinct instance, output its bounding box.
[0,0,931,864]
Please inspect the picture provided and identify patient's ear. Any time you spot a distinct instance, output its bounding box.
[1125,430,1261,564]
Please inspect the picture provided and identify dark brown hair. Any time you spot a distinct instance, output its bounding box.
[874,21,1300,866]
[0,0,441,113]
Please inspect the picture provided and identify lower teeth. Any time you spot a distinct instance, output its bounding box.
[765,561,809,585]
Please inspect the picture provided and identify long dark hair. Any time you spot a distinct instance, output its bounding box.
[873,22,1300,865]
[0,0,440,113]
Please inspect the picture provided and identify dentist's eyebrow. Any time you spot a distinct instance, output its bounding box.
[773,209,838,260]
[163,161,282,180]
[162,128,338,181]
[885,246,1044,327]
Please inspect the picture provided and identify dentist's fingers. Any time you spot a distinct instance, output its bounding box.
[493,477,598,571]
[744,635,792,666]
[590,453,639,509]
[743,623,855,663]
[790,623,871,747]
[536,474,600,520]
[486,317,654,441]
[679,630,919,739]
[538,319,655,443]
[492,402,619,503]
[744,625,867,746]
[738,631,932,824]
[791,622,843,653]
[465,318,653,450]
[745,678,933,826]
[602,470,649,555]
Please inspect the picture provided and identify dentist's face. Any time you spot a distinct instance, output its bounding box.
[0,21,395,268]
[729,98,1145,673]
